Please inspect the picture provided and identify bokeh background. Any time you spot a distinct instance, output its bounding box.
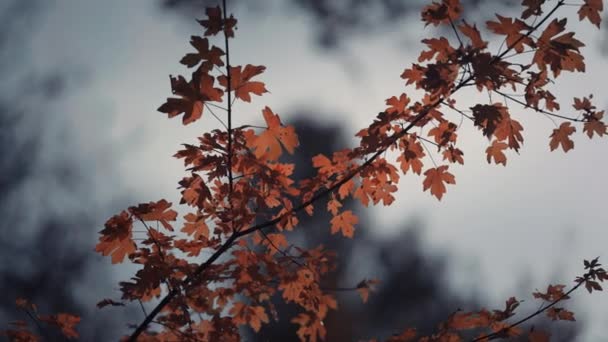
[1,0,606,340]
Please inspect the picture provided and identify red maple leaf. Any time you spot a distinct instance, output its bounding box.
[180,36,225,71]
[330,210,358,238]
[422,166,456,200]
[486,140,508,166]
[549,122,576,152]
[95,211,136,264]
[486,15,534,53]
[578,0,603,28]
[218,64,268,102]
[158,74,223,125]
[245,107,299,160]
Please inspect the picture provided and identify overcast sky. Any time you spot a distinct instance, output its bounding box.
[23,0,608,339]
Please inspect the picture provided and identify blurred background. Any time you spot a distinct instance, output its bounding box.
[0,0,606,340]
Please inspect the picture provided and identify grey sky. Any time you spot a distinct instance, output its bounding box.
[25,0,608,340]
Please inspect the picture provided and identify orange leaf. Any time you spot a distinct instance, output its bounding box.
[95,211,136,264]
[549,122,576,152]
[246,107,299,160]
[229,302,269,332]
[578,0,603,28]
[486,15,533,53]
[181,212,209,240]
[180,36,224,70]
[218,64,268,102]
[330,210,358,238]
[129,199,178,231]
[486,140,508,166]
[423,166,456,200]
[158,74,223,125]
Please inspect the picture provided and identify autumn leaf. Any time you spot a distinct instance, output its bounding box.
[245,107,299,160]
[292,313,328,342]
[330,210,358,238]
[421,0,462,26]
[486,140,508,166]
[442,146,464,165]
[158,74,223,125]
[197,6,237,37]
[327,198,342,216]
[229,302,269,332]
[422,166,456,200]
[521,0,545,19]
[181,212,209,240]
[397,134,425,175]
[95,211,136,264]
[578,0,603,28]
[385,93,411,114]
[458,21,487,49]
[486,15,534,53]
[549,122,576,152]
[218,64,268,102]
[533,18,585,76]
[180,36,225,71]
[428,121,458,146]
[546,307,575,321]
[129,199,178,231]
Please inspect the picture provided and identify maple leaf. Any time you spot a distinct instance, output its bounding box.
[583,112,606,139]
[422,166,456,200]
[397,134,425,175]
[292,313,327,342]
[179,173,212,209]
[327,198,342,216]
[458,21,487,49]
[180,36,225,70]
[419,37,456,62]
[521,0,545,19]
[401,64,426,86]
[533,18,585,77]
[197,6,238,37]
[229,302,269,332]
[471,103,509,138]
[218,64,268,102]
[442,146,464,165]
[385,93,411,114]
[495,116,524,151]
[330,210,358,238]
[181,212,209,240]
[486,15,534,53]
[533,284,569,301]
[129,199,178,231]
[428,121,458,146]
[549,122,576,152]
[158,74,223,125]
[486,140,508,166]
[546,307,575,321]
[245,107,299,160]
[421,0,462,26]
[578,0,603,28]
[95,211,136,264]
